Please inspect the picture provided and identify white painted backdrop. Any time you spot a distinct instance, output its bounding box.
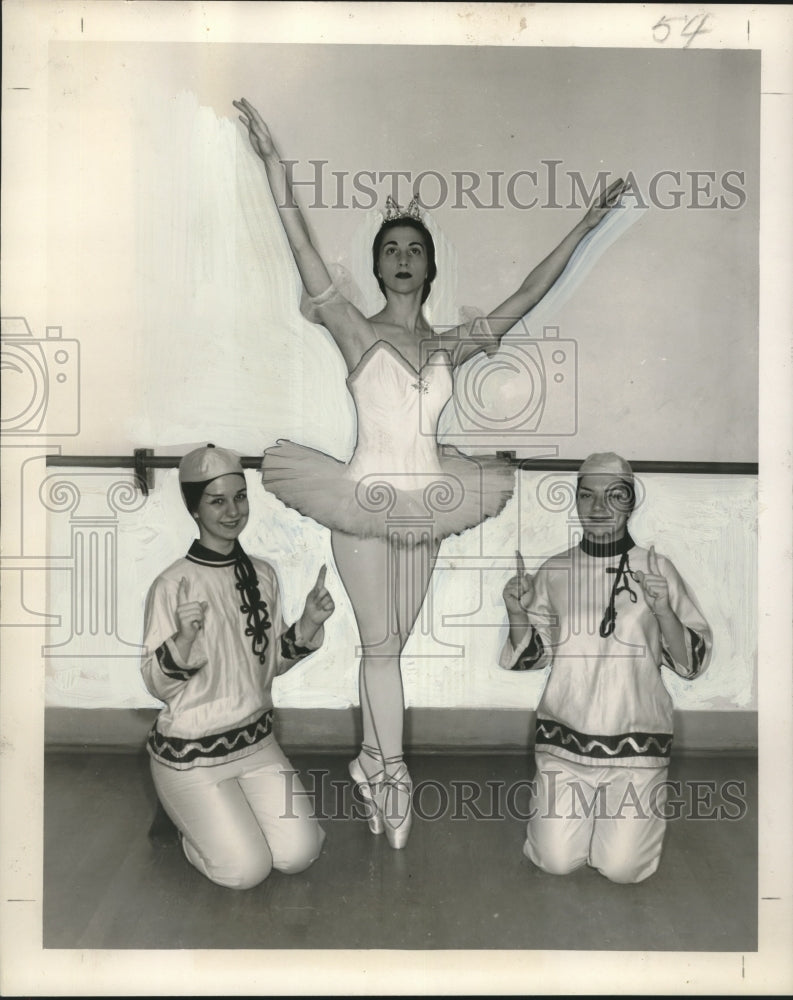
[33,42,758,715]
[44,469,756,713]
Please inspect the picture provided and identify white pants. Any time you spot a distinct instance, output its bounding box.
[524,752,669,884]
[151,735,325,890]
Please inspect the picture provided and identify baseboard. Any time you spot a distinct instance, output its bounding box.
[44,706,758,755]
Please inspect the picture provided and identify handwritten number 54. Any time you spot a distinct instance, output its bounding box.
[652,13,712,48]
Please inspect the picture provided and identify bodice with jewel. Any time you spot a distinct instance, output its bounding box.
[346,340,452,487]
[262,326,514,541]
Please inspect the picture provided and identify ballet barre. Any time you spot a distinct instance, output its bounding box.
[43,449,759,497]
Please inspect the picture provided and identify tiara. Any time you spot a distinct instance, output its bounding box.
[383,194,422,223]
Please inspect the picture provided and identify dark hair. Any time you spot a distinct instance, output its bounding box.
[181,479,214,515]
[372,217,437,304]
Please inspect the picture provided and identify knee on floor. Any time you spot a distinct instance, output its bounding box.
[203,850,274,890]
[523,836,586,877]
[274,825,326,876]
[596,854,660,884]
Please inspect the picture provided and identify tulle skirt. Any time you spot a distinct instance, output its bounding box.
[262,439,515,544]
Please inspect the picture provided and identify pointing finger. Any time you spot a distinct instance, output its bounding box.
[648,545,660,575]
[315,565,327,590]
[515,550,526,595]
[177,577,189,604]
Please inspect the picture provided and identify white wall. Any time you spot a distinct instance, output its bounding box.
[42,468,756,714]
[4,41,760,717]
[16,42,759,462]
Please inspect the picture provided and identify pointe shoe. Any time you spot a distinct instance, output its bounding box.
[379,757,413,850]
[348,754,385,835]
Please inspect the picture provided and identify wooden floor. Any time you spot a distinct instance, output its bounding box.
[43,750,757,951]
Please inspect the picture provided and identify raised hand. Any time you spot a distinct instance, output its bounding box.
[301,565,335,629]
[582,176,628,229]
[174,577,208,644]
[503,550,535,615]
[634,546,672,616]
[233,97,276,160]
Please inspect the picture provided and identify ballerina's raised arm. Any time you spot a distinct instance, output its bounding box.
[234,97,377,372]
[448,175,627,367]
[235,97,626,373]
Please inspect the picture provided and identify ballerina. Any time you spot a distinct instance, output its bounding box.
[234,96,626,849]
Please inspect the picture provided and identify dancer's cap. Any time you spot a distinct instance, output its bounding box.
[578,452,634,480]
[179,444,245,484]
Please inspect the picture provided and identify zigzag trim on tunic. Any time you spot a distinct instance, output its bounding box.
[536,718,672,761]
[148,708,274,768]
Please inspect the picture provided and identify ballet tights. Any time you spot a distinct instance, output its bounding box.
[330,531,439,785]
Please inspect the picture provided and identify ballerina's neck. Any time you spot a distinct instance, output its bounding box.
[371,314,433,371]
[373,295,430,335]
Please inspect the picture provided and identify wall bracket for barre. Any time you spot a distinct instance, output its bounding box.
[133,448,154,496]
[44,448,268,498]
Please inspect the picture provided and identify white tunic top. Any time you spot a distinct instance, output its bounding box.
[141,541,322,769]
[500,535,712,768]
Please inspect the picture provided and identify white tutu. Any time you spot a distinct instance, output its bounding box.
[262,437,514,543]
[263,316,517,543]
